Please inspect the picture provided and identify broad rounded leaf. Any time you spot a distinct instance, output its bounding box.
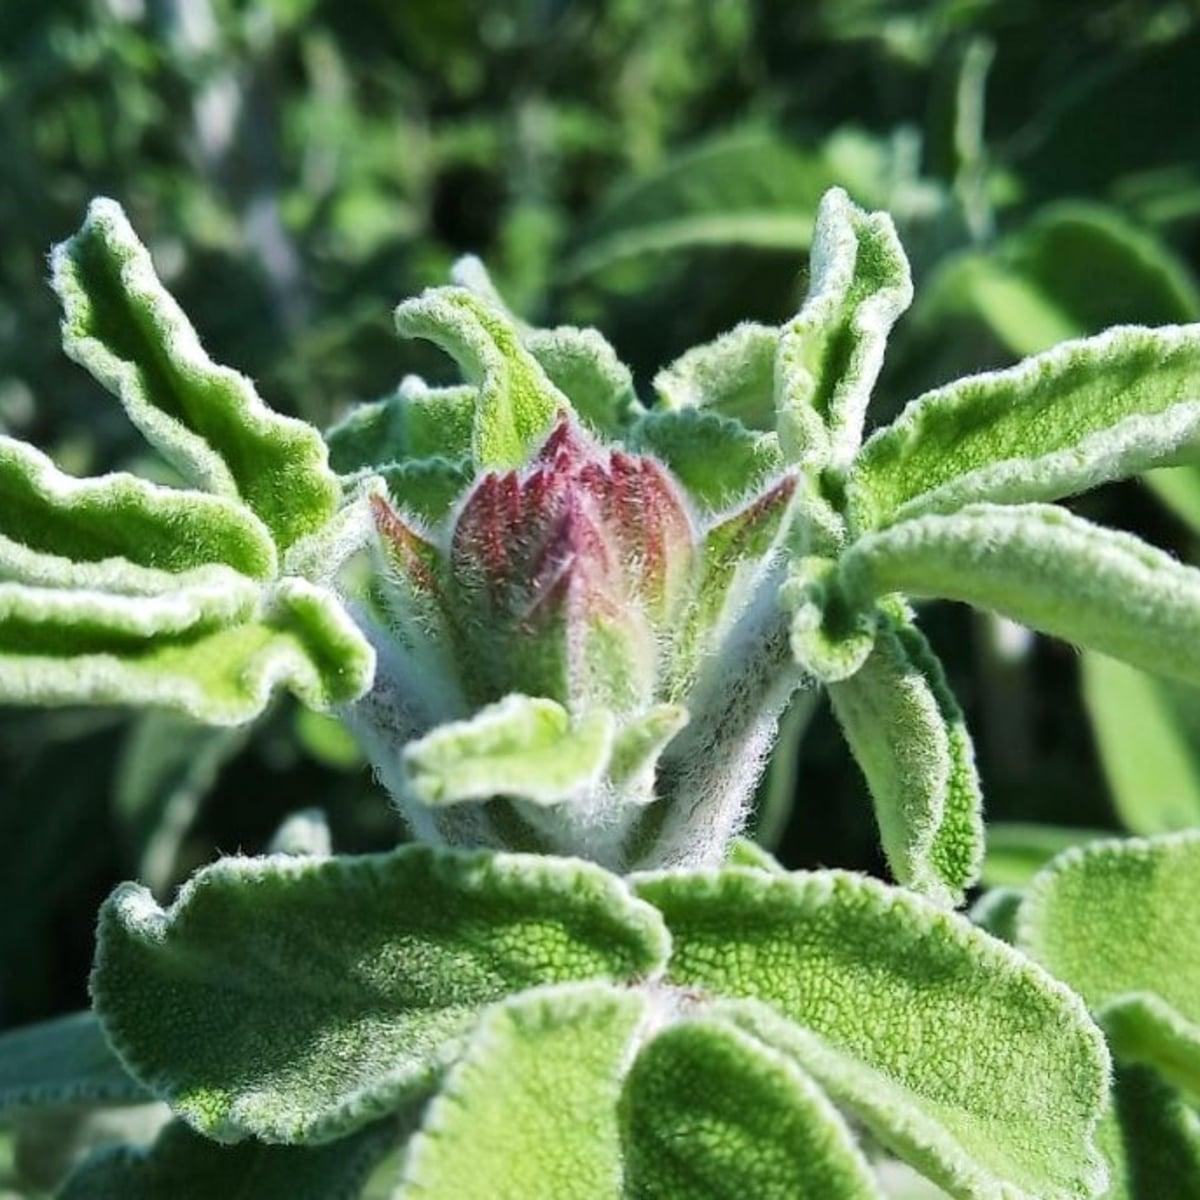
[634,867,1109,1200]
[840,503,1200,689]
[849,323,1200,533]
[395,983,644,1200]
[58,1119,397,1200]
[621,1017,882,1198]
[1018,831,1200,1098]
[51,199,340,550]
[93,846,669,1144]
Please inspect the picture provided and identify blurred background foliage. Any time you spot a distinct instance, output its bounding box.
[3,0,1200,1077]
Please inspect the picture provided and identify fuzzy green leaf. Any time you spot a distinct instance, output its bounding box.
[325,380,476,476]
[402,696,616,807]
[727,837,785,873]
[621,1017,882,1199]
[395,984,643,1200]
[52,199,339,550]
[654,322,779,430]
[968,887,1023,944]
[635,867,1109,1200]
[1098,1063,1200,1200]
[828,610,983,905]
[0,575,374,724]
[0,436,276,587]
[524,326,643,437]
[1018,832,1200,1099]
[92,846,668,1144]
[628,408,783,513]
[58,1119,397,1200]
[849,324,1200,532]
[777,187,912,469]
[1082,653,1200,834]
[0,1012,148,1116]
[841,503,1200,688]
[394,288,564,469]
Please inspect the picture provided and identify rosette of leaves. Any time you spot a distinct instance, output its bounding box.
[2,831,1112,1199]
[971,832,1200,1197]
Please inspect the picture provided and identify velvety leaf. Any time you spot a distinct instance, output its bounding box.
[51,199,340,550]
[1018,832,1200,1099]
[93,846,669,1143]
[628,407,783,513]
[524,326,642,437]
[1082,653,1200,834]
[635,867,1109,1200]
[376,458,474,526]
[828,609,983,905]
[0,436,276,587]
[980,823,1111,888]
[401,695,616,807]
[1098,1063,1200,1200]
[394,288,563,469]
[0,575,374,723]
[840,503,1200,688]
[849,324,1200,532]
[0,1012,148,1115]
[607,703,689,786]
[621,1017,883,1199]
[58,1119,397,1200]
[776,187,912,468]
[654,322,778,430]
[394,983,644,1200]
[325,380,475,476]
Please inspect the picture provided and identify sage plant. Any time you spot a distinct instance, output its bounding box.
[3,187,1200,1197]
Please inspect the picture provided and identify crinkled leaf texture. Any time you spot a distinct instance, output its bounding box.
[634,866,1109,1200]
[621,1016,882,1199]
[0,199,373,723]
[57,1118,397,1200]
[92,846,668,1144]
[1018,831,1200,1100]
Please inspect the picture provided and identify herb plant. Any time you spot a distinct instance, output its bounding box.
[3,182,1200,1197]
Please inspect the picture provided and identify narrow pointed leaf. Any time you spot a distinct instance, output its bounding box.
[628,408,783,513]
[402,696,616,807]
[0,575,373,723]
[58,1119,397,1200]
[52,199,339,549]
[828,610,983,905]
[608,704,689,786]
[1018,832,1200,1098]
[1082,653,1200,834]
[1098,1064,1200,1200]
[0,1013,148,1115]
[776,187,912,467]
[93,846,668,1143]
[0,436,276,586]
[394,288,563,469]
[634,867,1109,1200]
[841,503,1200,688]
[395,984,644,1200]
[621,1017,883,1199]
[654,322,778,430]
[849,324,1200,532]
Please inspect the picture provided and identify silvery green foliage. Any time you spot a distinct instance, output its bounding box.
[7,189,1200,1198]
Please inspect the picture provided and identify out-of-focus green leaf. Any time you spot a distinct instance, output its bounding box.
[1082,653,1200,834]
[981,823,1113,888]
